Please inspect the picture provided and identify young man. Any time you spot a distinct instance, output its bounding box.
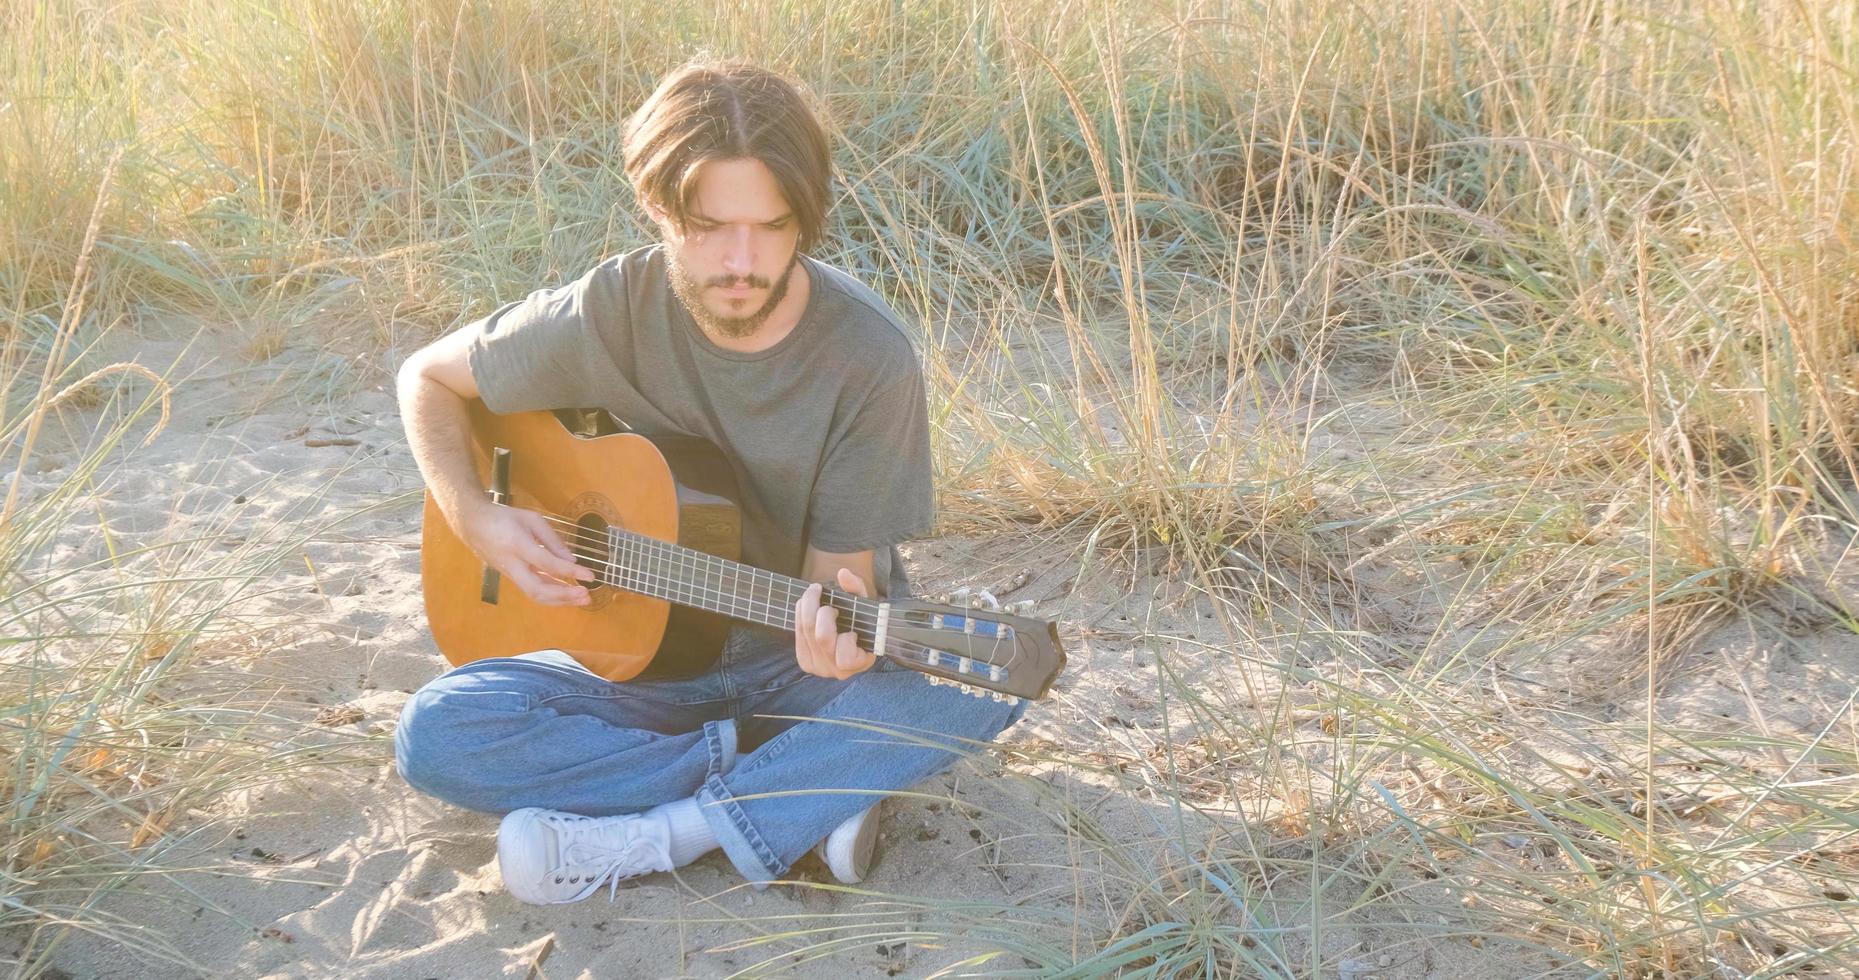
[391,59,1027,903]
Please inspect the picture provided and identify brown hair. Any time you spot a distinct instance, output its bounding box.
[622,59,833,253]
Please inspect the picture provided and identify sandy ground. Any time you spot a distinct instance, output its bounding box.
[6,332,1853,978]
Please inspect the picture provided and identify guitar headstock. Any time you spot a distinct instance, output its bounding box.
[878,587,1066,703]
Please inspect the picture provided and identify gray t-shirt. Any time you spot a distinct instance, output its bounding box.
[463,243,934,602]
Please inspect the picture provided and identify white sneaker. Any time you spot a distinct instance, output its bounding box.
[812,800,882,884]
[497,807,675,904]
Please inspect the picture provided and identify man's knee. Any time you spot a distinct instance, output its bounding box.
[1001,691,1031,732]
[393,687,449,797]
[898,668,1028,745]
[393,681,532,804]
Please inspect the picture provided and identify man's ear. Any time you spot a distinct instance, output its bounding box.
[638,198,676,239]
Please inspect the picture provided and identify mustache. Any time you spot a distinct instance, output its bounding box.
[708,275,771,289]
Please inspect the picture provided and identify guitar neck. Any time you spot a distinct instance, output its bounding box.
[603,526,881,644]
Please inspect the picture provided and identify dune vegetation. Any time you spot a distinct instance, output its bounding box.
[4,0,1855,975]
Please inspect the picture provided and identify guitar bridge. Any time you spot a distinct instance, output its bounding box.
[480,446,512,604]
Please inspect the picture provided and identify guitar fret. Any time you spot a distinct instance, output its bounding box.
[539,511,1046,701]
[608,527,876,637]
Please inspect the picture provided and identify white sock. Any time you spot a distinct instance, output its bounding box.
[651,797,718,867]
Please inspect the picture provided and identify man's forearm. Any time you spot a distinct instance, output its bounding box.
[398,371,490,531]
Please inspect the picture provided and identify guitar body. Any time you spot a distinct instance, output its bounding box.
[421,402,742,681]
[421,404,1067,701]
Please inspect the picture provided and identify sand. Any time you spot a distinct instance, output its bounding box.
[5,331,1851,978]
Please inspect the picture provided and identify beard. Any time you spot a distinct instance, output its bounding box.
[667,251,800,340]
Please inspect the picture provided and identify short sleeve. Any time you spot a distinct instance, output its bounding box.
[804,354,936,554]
[463,265,610,414]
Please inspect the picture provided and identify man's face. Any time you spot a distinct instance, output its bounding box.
[657,157,803,339]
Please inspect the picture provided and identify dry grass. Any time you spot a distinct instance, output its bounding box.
[4,0,1856,975]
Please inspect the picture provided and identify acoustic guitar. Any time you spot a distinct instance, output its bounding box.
[420,402,1067,705]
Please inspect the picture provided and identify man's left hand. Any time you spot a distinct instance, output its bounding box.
[794,567,874,680]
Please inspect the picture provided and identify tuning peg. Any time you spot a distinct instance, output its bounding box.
[1007,599,1038,616]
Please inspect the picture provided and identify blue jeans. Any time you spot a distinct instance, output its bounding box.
[394,627,1029,888]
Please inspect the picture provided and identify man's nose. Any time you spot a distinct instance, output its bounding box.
[721,226,752,276]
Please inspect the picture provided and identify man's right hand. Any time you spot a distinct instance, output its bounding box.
[398,331,593,606]
[458,502,596,606]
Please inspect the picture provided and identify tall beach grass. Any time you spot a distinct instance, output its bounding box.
[4,0,1855,974]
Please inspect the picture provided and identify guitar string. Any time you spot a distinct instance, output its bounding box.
[600,521,840,627]
[531,513,1011,668]
[588,529,988,685]
[588,525,1024,688]
[598,521,887,633]
[515,512,1024,683]
[535,512,1000,638]
[598,525,983,673]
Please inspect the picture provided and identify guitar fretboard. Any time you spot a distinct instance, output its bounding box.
[601,525,882,644]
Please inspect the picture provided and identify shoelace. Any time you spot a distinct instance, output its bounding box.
[548,814,669,902]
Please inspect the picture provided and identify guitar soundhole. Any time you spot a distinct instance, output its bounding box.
[572,513,610,591]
